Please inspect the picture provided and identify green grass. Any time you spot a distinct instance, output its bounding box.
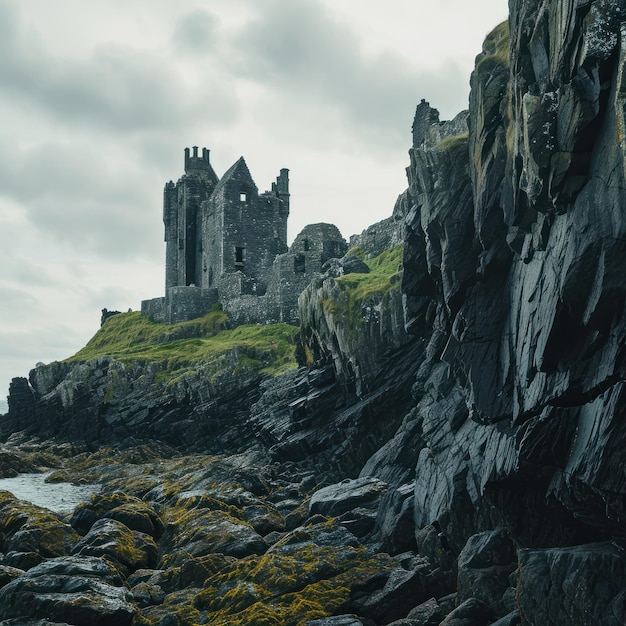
[435,132,469,153]
[65,308,298,379]
[325,245,403,329]
[476,20,510,73]
[335,245,403,301]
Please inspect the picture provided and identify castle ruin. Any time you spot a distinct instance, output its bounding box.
[141,147,348,324]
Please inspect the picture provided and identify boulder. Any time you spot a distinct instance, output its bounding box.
[0,555,134,625]
[70,492,163,538]
[439,597,494,626]
[71,517,158,575]
[4,550,44,570]
[353,559,451,623]
[404,597,446,625]
[0,491,79,561]
[457,529,517,617]
[309,477,388,518]
[517,543,626,625]
[489,611,521,626]
[0,563,25,588]
[163,504,267,559]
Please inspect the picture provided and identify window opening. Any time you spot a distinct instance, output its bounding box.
[294,254,306,273]
[303,238,310,251]
[235,246,245,269]
[239,192,247,202]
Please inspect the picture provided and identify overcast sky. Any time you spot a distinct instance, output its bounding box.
[0,0,508,411]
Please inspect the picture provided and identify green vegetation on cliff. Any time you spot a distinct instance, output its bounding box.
[65,308,298,378]
[476,20,510,73]
[329,245,403,321]
[336,245,403,302]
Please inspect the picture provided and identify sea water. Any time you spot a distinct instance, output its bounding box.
[0,473,100,513]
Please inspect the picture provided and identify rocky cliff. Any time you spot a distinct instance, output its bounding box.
[1,1,626,624]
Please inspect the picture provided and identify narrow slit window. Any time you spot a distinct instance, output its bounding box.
[303,238,310,251]
[235,246,245,268]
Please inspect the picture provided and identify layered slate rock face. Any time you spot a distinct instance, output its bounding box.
[365,2,626,621]
[397,0,626,547]
[3,355,265,452]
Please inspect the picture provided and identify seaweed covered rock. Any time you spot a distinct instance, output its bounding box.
[0,491,79,564]
[71,518,158,576]
[0,555,135,625]
[70,492,163,539]
[160,496,267,559]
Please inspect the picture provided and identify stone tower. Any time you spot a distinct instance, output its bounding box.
[163,147,219,290]
[201,158,289,295]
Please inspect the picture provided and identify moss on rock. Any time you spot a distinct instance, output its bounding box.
[0,491,79,559]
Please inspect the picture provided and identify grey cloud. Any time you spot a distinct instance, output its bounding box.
[28,194,164,260]
[0,139,146,203]
[0,2,239,134]
[0,254,58,289]
[230,0,467,148]
[0,286,42,323]
[172,9,220,55]
[81,283,149,314]
[0,325,84,361]
[0,137,164,259]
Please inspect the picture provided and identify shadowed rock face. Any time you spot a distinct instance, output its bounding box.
[396,0,626,549]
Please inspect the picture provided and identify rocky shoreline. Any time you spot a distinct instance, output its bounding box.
[0,437,522,626]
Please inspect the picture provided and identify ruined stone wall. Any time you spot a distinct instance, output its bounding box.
[200,161,289,295]
[141,297,167,323]
[222,294,271,326]
[165,286,217,323]
[140,287,217,324]
[349,191,409,258]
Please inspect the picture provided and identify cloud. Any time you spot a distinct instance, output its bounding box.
[0,1,239,135]
[0,137,164,259]
[172,9,220,55]
[228,0,467,149]
[0,254,58,289]
[0,286,42,324]
[0,330,62,359]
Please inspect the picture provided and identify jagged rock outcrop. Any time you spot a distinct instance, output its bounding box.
[392,0,626,550]
[3,353,266,452]
[294,0,626,621]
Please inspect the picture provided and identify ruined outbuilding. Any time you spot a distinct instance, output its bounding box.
[141,148,348,324]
